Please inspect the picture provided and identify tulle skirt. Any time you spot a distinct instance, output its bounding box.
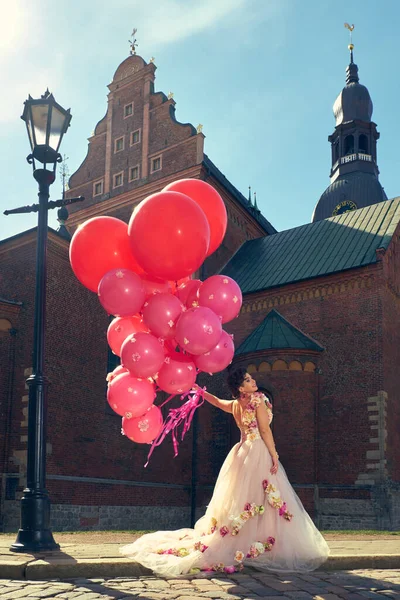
[121,438,330,577]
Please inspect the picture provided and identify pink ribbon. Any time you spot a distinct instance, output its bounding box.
[144,387,206,467]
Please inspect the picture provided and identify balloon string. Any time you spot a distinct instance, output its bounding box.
[144,387,206,467]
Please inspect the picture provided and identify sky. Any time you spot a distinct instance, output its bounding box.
[1,0,400,241]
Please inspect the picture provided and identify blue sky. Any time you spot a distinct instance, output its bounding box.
[1,0,399,241]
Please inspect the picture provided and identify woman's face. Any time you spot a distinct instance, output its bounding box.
[239,372,258,395]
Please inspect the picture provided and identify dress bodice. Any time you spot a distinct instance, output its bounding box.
[233,393,273,442]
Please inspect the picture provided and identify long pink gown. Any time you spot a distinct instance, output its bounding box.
[121,393,329,576]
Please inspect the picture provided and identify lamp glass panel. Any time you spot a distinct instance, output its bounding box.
[31,104,49,146]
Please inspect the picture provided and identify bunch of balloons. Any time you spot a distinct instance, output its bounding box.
[69,179,243,450]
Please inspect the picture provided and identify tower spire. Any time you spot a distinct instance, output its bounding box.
[344,23,359,83]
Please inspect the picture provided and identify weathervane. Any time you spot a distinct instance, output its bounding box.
[129,28,138,55]
[344,22,355,51]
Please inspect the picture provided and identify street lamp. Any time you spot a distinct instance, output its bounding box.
[5,91,83,552]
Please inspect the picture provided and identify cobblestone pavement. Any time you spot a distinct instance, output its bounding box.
[0,569,399,599]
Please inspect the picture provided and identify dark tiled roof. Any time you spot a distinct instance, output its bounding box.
[236,309,324,355]
[312,172,387,222]
[203,155,277,235]
[222,197,400,294]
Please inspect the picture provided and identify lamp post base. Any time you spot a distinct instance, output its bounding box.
[10,493,59,553]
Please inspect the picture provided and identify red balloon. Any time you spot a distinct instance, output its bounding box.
[121,332,165,378]
[175,306,222,355]
[107,315,149,357]
[164,179,227,257]
[69,216,144,292]
[142,293,183,339]
[157,352,197,394]
[198,275,243,324]
[107,372,156,418]
[128,191,210,280]
[98,269,145,317]
[107,364,128,384]
[194,330,235,374]
[176,279,201,308]
[122,405,163,444]
[142,276,173,299]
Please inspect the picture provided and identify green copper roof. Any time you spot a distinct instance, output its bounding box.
[236,309,324,355]
[222,197,400,294]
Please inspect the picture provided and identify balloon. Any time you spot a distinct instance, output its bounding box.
[198,275,243,324]
[128,191,210,280]
[176,279,201,308]
[122,405,163,444]
[107,365,128,384]
[194,330,235,373]
[164,179,227,257]
[175,306,222,355]
[142,293,183,339]
[142,276,173,299]
[98,269,145,317]
[107,372,156,418]
[157,352,197,394]
[69,216,144,292]
[169,276,191,294]
[121,332,165,378]
[107,315,149,357]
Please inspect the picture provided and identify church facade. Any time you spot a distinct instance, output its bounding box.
[0,45,399,532]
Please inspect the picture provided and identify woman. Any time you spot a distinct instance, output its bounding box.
[121,367,329,576]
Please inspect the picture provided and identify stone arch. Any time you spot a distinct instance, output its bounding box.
[247,364,257,373]
[289,360,302,371]
[259,362,271,372]
[304,361,316,372]
[0,318,12,332]
[272,359,288,371]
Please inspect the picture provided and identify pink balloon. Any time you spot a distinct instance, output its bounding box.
[142,293,183,339]
[176,279,201,308]
[107,372,156,418]
[157,352,197,394]
[122,405,163,444]
[142,276,173,299]
[107,315,149,356]
[198,275,242,324]
[175,306,222,355]
[107,365,128,384]
[121,332,165,378]
[194,330,235,373]
[98,269,145,317]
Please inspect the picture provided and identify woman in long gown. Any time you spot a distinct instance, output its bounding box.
[121,367,330,576]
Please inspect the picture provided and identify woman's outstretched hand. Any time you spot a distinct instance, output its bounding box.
[270,452,279,475]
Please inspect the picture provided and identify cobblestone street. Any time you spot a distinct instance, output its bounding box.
[1,569,399,599]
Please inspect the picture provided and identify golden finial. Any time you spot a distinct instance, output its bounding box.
[150,56,155,63]
[167,92,174,100]
[344,22,355,51]
[196,124,203,134]
[129,28,138,55]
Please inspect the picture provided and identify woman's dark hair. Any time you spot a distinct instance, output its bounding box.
[227,367,248,398]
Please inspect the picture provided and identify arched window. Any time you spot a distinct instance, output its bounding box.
[334,139,339,162]
[359,134,368,154]
[344,135,354,155]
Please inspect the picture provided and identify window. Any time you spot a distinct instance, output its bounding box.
[113,172,124,188]
[114,136,124,153]
[344,134,354,155]
[93,180,104,197]
[129,166,139,181]
[130,129,141,145]
[124,103,134,118]
[359,134,369,154]
[151,156,162,173]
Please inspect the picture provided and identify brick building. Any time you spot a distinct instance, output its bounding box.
[0,46,399,532]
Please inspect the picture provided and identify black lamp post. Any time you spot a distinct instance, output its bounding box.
[5,91,83,552]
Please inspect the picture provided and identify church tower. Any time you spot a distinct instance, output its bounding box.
[312,35,387,221]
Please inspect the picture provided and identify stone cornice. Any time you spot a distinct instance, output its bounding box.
[240,268,377,314]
